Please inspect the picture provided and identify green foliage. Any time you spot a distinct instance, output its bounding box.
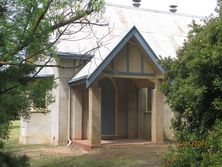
[164,147,203,167]
[0,0,104,146]
[90,0,104,11]
[164,121,222,167]
[0,151,30,167]
[0,1,103,166]
[160,15,222,138]
[201,120,222,167]
[0,139,4,148]
[29,78,55,109]
[3,120,20,148]
[161,3,222,167]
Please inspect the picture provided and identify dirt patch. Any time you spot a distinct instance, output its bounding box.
[17,145,86,159]
[87,144,170,166]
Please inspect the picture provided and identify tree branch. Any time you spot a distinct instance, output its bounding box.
[32,0,53,32]
[0,57,51,95]
[71,21,108,27]
[20,24,70,64]
[51,9,94,30]
[0,61,85,69]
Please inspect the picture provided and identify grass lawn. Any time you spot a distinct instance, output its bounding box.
[3,121,169,167]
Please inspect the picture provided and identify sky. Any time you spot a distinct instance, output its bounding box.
[105,0,218,16]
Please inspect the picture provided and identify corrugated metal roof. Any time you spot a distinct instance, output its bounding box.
[56,4,202,84]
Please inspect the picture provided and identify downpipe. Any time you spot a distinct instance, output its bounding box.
[66,86,72,146]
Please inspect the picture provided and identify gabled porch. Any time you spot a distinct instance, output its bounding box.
[68,26,165,148]
[70,75,164,148]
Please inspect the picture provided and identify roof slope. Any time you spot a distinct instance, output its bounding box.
[56,4,202,85]
[56,4,202,58]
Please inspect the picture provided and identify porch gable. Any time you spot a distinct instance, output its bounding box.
[106,36,161,77]
[69,26,164,87]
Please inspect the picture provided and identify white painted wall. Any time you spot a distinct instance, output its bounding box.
[20,112,51,144]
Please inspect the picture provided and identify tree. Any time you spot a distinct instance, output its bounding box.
[0,0,104,143]
[161,2,222,166]
[161,15,222,138]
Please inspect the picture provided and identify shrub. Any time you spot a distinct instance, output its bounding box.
[163,120,222,167]
[201,120,222,167]
[0,151,30,167]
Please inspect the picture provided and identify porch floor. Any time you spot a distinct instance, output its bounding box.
[72,139,152,150]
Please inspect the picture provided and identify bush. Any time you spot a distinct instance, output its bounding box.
[201,120,222,167]
[164,147,202,167]
[163,120,222,167]
[0,151,30,167]
[0,140,4,148]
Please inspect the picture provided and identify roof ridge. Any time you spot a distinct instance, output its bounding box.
[105,3,204,19]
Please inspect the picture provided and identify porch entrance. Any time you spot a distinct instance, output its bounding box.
[99,77,153,140]
[115,78,152,140]
[71,77,164,146]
